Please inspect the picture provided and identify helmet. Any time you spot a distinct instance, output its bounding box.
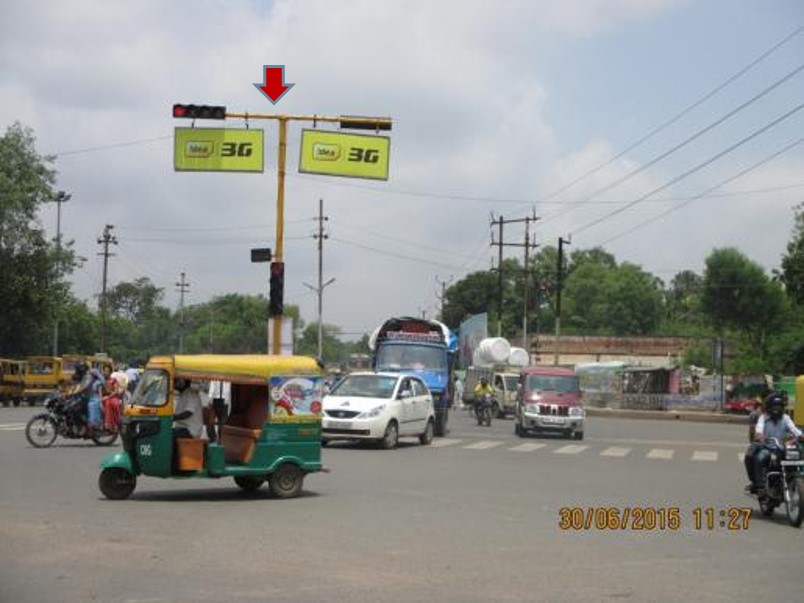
[764,392,785,418]
[480,377,489,385]
[73,362,88,382]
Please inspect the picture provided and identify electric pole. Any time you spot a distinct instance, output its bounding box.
[176,271,190,353]
[51,190,71,356]
[304,199,335,360]
[490,212,539,341]
[435,275,453,322]
[97,224,117,353]
[554,236,571,365]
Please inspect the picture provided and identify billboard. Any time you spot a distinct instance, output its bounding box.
[174,127,264,173]
[298,129,390,180]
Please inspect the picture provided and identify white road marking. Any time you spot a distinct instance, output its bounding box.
[0,423,27,431]
[464,440,503,450]
[553,444,588,455]
[431,438,462,448]
[691,450,719,462]
[600,446,631,458]
[646,448,675,460]
[509,443,548,452]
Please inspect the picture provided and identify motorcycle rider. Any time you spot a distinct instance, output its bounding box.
[750,392,803,496]
[473,376,495,419]
[65,362,105,435]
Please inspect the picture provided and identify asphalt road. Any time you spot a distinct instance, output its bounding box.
[1,406,802,603]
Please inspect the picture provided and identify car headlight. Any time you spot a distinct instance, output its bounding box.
[357,404,386,419]
[569,407,585,418]
[524,404,540,415]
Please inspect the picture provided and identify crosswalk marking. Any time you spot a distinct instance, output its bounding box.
[553,444,588,455]
[0,423,26,431]
[431,438,462,448]
[647,448,675,460]
[464,440,503,450]
[691,451,719,462]
[509,443,547,452]
[600,446,631,458]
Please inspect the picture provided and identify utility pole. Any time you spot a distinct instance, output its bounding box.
[175,271,190,353]
[490,212,539,341]
[435,275,452,322]
[97,224,117,353]
[521,216,537,351]
[554,236,571,365]
[303,198,335,360]
[51,190,71,356]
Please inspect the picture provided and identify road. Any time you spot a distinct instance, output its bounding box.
[0,406,801,603]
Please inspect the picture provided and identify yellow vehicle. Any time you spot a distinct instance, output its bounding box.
[61,353,115,387]
[98,354,326,500]
[22,356,64,405]
[794,375,804,427]
[0,359,26,407]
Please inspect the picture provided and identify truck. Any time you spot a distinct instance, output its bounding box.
[370,317,457,436]
[462,366,520,418]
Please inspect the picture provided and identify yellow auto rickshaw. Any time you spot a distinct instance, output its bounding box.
[98,354,326,500]
[793,375,803,427]
[0,359,26,407]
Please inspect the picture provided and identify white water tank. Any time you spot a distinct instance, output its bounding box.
[508,347,530,367]
[474,337,511,366]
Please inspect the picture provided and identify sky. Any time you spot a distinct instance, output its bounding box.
[2,0,803,341]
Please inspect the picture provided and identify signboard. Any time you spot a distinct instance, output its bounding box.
[174,127,264,173]
[298,129,390,180]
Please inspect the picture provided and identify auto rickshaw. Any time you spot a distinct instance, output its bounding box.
[0,359,26,407]
[98,354,326,500]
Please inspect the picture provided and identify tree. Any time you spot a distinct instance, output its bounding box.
[665,270,704,331]
[779,202,804,306]
[0,122,77,355]
[701,248,789,363]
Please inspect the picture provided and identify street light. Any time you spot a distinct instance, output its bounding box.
[51,190,71,356]
[304,277,336,359]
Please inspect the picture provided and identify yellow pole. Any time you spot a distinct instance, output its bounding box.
[271,117,288,355]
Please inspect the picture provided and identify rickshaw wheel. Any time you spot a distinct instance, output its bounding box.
[99,467,136,500]
[269,464,304,499]
[234,475,265,492]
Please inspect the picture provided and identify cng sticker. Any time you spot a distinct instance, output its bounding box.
[139,443,153,457]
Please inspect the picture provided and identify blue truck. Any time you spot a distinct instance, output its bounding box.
[370,317,458,436]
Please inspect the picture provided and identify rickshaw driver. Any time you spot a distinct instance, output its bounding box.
[172,378,209,439]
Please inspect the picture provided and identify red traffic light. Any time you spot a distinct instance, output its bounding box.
[172,104,227,120]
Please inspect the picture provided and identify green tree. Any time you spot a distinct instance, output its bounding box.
[0,122,77,355]
[664,270,704,331]
[701,247,789,363]
[779,202,804,306]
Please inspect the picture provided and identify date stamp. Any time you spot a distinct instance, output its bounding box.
[557,506,751,531]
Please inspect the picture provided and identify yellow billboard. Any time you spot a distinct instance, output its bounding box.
[298,129,390,180]
[174,127,264,173]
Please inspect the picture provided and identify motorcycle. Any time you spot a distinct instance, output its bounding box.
[747,437,804,527]
[475,393,494,427]
[25,392,119,448]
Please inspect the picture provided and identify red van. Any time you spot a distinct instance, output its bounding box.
[514,366,584,440]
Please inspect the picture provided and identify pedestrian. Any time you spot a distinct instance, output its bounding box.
[454,375,464,409]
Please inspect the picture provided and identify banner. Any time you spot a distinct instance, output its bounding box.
[174,127,264,173]
[458,313,488,369]
[298,129,390,180]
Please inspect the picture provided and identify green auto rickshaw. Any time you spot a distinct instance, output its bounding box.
[98,354,326,500]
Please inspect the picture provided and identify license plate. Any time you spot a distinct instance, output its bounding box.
[541,416,564,425]
[325,420,352,430]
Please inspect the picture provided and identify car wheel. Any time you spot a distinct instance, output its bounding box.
[381,420,399,450]
[515,422,523,437]
[419,419,434,445]
[573,431,584,441]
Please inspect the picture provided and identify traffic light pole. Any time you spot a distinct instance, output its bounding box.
[224,111,392,354]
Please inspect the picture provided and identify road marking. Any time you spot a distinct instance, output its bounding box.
[691,450,719,462]
[464,440,503,450]
[646,448,674,460]
[509,443,547,452]
[0,423,27,431]
[600,446,631,458]
[431,438,462,448]
[553,444,588,455]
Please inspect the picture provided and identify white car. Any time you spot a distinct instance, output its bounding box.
[321,372,435,449]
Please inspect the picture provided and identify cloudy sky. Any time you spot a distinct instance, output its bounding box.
[2,0,803,340]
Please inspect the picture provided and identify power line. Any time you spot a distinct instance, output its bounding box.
[571,100,804,237]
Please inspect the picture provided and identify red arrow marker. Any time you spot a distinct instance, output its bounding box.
[253,65,295,104]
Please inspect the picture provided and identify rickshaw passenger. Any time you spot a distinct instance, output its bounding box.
[173,378,209,439]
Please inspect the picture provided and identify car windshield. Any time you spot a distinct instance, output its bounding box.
[329,374,398,399]
[502,375,519,390]
[526,375,579,393]
[375,344,446,371]
[131,369,169,407]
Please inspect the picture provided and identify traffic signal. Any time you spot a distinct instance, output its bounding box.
[172,104,227,120]
[269,262,284,316]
